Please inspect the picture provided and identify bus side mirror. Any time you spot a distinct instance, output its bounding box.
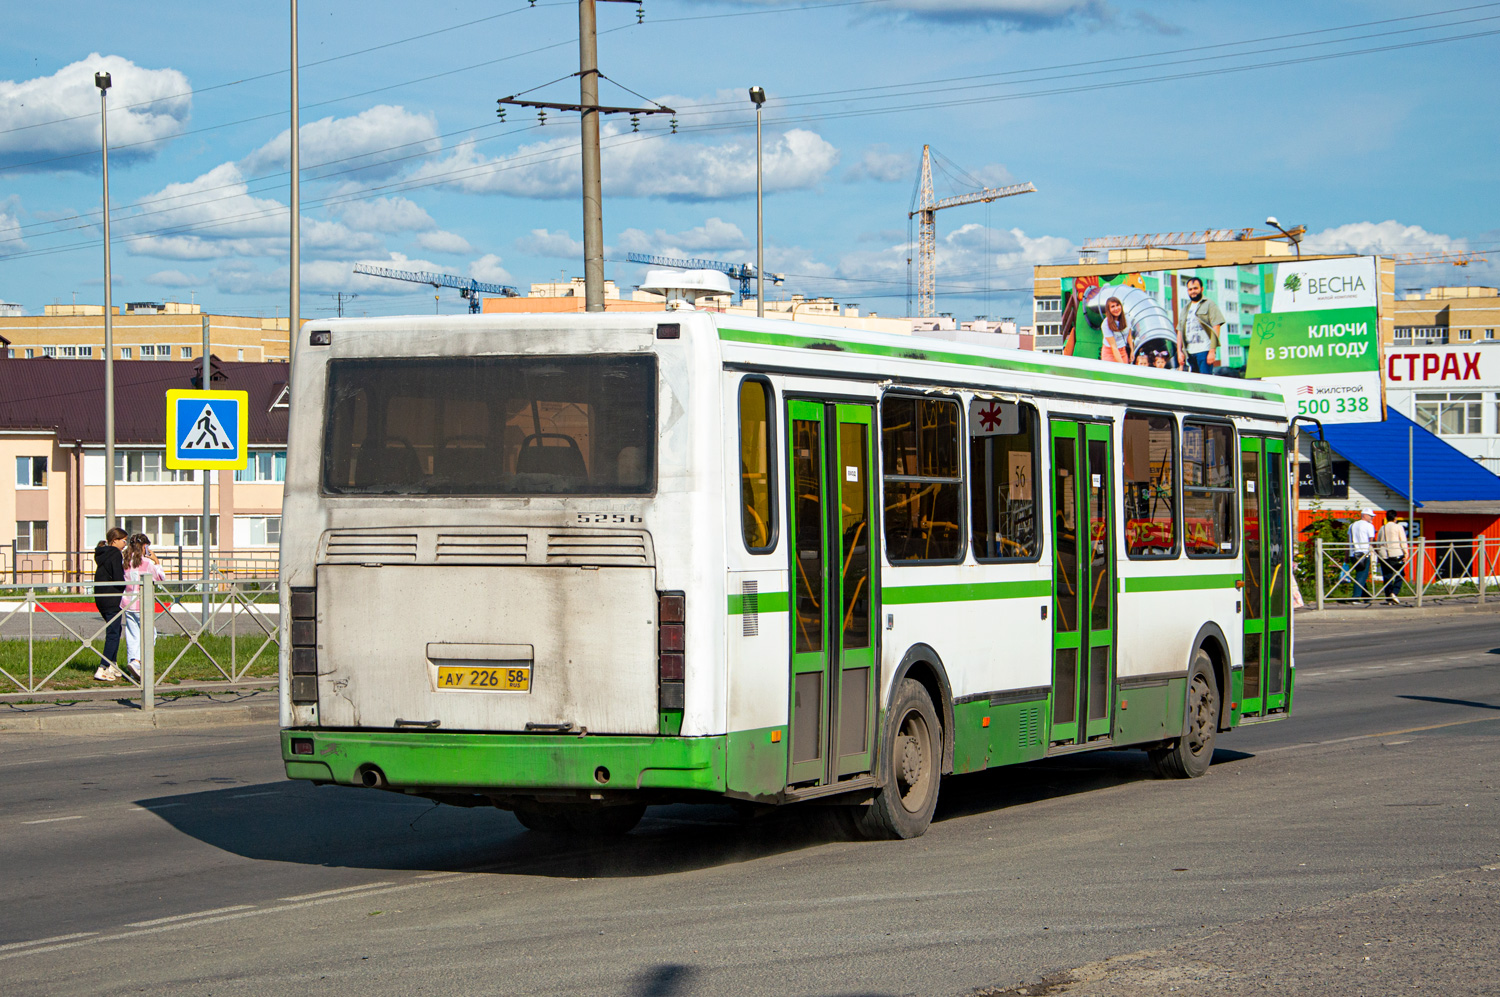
[1310,440,1336,498]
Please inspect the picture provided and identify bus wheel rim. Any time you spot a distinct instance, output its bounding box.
[896,709,932,813]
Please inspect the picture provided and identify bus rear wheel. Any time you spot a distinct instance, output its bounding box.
[513,802,646,836]
[848,678,942,840]
[1149,650,1219,779]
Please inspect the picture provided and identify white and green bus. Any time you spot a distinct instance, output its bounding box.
[279,311,1293,838]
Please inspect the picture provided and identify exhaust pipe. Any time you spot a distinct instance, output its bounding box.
[358,765,387,789]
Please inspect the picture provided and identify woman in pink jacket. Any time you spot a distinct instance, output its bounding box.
[121,533,167,681]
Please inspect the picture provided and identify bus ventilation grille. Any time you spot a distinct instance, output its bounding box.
[545,532,650,566]
[436,534,528,564]
[741,580,759,636]
[1017,706,1041,748]
[323,532,418,563]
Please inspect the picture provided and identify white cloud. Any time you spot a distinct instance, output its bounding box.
[145,269,199,287]
[469,254,513,285]
[212,252,452,296]
[124,162,288,260]
[416,121,838,201]
[0,196,24,252]
[844,145,913,183]
[733,0,1111,27]
[413,230,473,254]
[614,217,749,258]
[328,196,435,234]
[0,54,192,171]
[1303,220,1462,257]
[242,105,440,181]
[515,228,584,258]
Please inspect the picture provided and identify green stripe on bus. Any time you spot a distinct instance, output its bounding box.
[727,591,790,615]
[882,579,1051,605]
[1123,573,1241,593]
[717,326,1278,402]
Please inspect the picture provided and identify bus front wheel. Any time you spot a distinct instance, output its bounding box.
[848,678,942,840]
[1149,650,1219,779]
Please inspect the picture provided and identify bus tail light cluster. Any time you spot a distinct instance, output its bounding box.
[289,586,318,706]
[658,590,685,710]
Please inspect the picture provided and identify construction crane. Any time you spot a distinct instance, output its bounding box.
[351,263,518,314]
[624,253,782,304]
[911,145,1036,318]
[1392,251,1489,267]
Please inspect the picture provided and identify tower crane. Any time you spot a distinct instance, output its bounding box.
[624,253,782,304]
[351,263,518,314]
[911,145,1036,318]
[1392,251,1489,267]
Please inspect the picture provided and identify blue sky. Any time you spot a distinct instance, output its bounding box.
[2,0,1497,322]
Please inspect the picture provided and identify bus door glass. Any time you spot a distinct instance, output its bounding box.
[785,399,877,787]
[1263,439,1290,712]
[1241,436,1265,717]
[1049,420,1117,746]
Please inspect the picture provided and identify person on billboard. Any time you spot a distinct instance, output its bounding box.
[1100,295,1135,363]
[1177,277,1226,375]
[1060,275,1101,358]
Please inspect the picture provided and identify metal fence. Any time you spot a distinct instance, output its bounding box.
[0,577,279,705]
[1305,537,1499,608]
[2,546,278,585]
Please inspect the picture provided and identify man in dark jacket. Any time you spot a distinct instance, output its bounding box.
[93,528,128,681]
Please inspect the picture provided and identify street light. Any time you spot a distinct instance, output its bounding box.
[749,85,765,318]
[96,70,115,533]
[1265,215,1303,259]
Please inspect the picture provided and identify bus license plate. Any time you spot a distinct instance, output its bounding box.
[436,665,530,692]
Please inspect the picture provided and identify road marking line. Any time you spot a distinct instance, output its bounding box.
[0,932,97,953]
[278,882,394,903]
[21,815,84,825]
[229,792,278,799]
[1258,715,1500,755]
[415,871,464,880]
[125,905,255,928]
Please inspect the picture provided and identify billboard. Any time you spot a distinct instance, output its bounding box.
[1058,255,1383,423]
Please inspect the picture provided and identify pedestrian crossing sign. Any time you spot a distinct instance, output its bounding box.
[165,389,249,470]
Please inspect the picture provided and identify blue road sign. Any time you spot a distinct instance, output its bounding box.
[165,389,249,470]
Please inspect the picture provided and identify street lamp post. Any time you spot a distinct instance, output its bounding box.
[96,71,115,533]
[1265,215,1303,259]
[749,86,765,318]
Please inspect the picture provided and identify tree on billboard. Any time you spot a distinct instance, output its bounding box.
[1283,272,1302,302]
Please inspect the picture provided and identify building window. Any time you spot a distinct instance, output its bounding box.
[15,455,48,488]
[234,451,287,483]
[120,515,218,548]
[1459,328,1473,342]
[237,349,245,360]
[1182,421,1236,558]
[881,395,963,562]
[182,347,193,359]
[1486,329,1496,341]
[24,348,34,358]
[737,379,775,552]
[1033,297,1061,313]
[120,347,132,359]
[234,515,281,547]
[1123,413,1177,558]
[62,346,77,357]
[968,400,1040,562]
[115,451,195,483]
[141,345,157,357]
[1416,392,1482,435]
[79,346,93,357]
[15,520,48,552]
[42,346,57,357]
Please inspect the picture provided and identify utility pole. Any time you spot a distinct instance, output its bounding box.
[96,71,115,532]
[497,1,673,314]
[290,0,300,368]
[201,313,212,625]
[750,86,766,317]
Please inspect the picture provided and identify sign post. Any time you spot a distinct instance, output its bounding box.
[166,388,249,626]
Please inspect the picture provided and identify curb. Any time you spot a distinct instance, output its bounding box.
[0,701,278,733]
[1296,602,1500,621]
[0,678,278,705]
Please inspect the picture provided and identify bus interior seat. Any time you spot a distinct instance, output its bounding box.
[515,433,587,481]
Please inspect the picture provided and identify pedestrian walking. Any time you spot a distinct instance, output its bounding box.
[1347,509,1376,603]
[121,533,166,681]
[92,527,128,681]
[1376,512,1410,604]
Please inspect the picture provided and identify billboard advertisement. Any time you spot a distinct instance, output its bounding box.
[1058,255,1384,423]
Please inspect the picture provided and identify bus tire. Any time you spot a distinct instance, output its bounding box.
[850,678,942,840]
[1149,650,1219,779]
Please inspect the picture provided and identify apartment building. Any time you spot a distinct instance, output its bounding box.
[0,302,291,363]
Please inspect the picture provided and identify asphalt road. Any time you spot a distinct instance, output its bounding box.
[1,614,1496,996]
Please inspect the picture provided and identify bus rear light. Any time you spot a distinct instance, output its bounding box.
[658,590,685,714]
[290,738,314,755]
[289,586,318,706]
[291,648,317,675]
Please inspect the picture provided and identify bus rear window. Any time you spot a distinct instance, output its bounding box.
[322,355,656,495]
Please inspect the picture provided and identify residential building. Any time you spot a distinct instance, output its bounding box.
[1392,286,1500,346]
[0,302,292,363]
[0,357,288,578]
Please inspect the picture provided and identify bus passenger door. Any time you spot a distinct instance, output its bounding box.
[1262,440,1290,712]
[1240,437,1266,717]
[785,400,878,788]
[1049,420,1117,746]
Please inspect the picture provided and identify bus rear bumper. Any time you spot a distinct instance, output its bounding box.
[281,728,727,794]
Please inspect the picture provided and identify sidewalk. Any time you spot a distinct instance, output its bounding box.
[0,681,277,733]
[1296,597,1500,622]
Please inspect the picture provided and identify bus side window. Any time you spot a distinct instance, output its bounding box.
[739,378,776,552]
[1122,412,1177,558]
[1182,420,1237,558]
[881,395,963,563]
[968,400,1040,561]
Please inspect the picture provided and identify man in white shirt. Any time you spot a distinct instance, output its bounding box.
[1348,509,1377,603]
[1375,512,1410,604]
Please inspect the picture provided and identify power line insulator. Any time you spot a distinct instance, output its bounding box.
[669,116,677,134]
[630,114,640,133]
[636,3,645,23]
[538,109,547,126]
[496,106,507,122]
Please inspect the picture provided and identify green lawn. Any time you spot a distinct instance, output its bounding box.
[0,632,279,693]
